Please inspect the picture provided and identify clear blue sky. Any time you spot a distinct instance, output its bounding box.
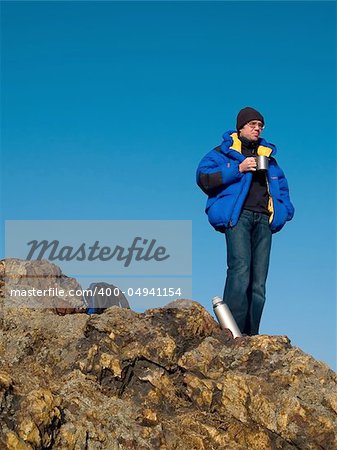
[1,1,336,370]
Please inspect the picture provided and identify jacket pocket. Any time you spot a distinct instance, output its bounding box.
[272,198,288,230]
[207,194,235,227]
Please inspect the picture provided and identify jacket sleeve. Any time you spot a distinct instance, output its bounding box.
[196,152,243,195]
[278,169,295,221]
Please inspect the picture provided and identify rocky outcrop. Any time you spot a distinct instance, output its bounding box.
[0,258,84,312]
[0,259,336,449]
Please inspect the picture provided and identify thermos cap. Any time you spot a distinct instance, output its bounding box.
[212,296,223,307]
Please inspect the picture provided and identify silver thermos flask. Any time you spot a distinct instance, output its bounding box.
[212,296,242,338]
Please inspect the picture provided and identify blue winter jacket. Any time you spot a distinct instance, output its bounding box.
[196,131,295,233]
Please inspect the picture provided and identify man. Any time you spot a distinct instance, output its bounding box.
[196,107,294,335]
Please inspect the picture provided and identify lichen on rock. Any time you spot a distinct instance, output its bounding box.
[0,259,336,449]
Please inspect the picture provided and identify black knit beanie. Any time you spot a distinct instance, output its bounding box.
[236,107,264,131]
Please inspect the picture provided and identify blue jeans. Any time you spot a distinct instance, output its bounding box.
[223,209,272,335]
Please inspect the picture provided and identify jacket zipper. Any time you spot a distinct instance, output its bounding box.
[229,176,248,227]
[265,173,274,224]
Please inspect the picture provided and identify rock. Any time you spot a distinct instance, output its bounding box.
[1,258,85,312]
[0,259,336,449]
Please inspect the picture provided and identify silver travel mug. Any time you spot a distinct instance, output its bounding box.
[212,296,242,338]
[256,155,269,171]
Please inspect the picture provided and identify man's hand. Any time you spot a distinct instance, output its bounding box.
[239,157,257,173]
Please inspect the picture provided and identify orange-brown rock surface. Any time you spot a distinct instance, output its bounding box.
[0,259,336,449]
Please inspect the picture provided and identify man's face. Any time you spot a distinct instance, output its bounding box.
[239,120,264,141]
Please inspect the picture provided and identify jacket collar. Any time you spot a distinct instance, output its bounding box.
[220,130,276,157]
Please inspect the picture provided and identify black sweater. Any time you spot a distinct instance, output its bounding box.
[239,135,270,215]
